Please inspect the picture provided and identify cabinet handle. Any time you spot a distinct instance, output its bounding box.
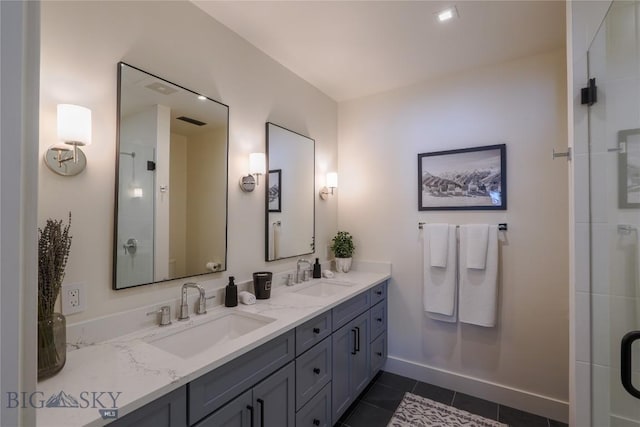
[257,398,265,427]
[313,367,321,375]
[376,352,383,357]
[376,317,383,322]
[246,405,254,427]
[313,327,320,334]
[376,290,382,296]
[351,329,357,355]
[313,419,320,426]
[355,326,360,353]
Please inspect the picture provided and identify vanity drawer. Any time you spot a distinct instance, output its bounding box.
[189,330,295,424]
[295,337,332,410]
[296,311,332,356]
[370,282,387,306]
[332,292,370,331]
[370,333,387,377]
[370,300,387,341]
[295,382,331,427]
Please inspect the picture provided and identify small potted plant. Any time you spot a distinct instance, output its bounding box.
[330,231,355,273]
[38,214,72,380]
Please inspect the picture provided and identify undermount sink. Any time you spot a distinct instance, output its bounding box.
[147,312,275,358]
[292,281,354,298]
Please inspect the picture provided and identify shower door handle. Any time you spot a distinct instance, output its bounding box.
[621,330,640,399]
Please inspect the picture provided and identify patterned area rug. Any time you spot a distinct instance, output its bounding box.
[387,392,507,427]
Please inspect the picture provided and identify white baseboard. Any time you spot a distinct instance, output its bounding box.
[383,356,569,424]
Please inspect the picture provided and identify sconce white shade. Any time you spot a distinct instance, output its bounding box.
[249,152,266,175]
[57,104,92,147]
[320,172,338,200]
[326,172,338,189]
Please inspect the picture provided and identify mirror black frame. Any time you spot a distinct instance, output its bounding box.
[113,62,230,290]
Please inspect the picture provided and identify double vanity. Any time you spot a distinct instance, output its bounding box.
[37,267,390,427]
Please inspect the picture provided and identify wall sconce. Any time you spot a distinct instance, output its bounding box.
[44,104,92,176]
[239,152,266,192]
[319,172,338,200]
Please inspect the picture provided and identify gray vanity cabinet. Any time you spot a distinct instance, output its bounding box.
[331,311,370,424]
[108,280,388,427]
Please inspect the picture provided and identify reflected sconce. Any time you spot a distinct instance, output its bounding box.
[44,104,92,176]
[239,152,266,192]
[319,172,338,200]
[131,187,144,199]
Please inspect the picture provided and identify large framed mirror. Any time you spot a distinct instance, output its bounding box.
[114,62,229,289]
[265,122,315,261]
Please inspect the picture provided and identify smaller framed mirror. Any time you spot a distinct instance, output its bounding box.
[265,122,315,261]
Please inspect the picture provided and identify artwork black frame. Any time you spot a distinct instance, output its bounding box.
[417,144,507,211]
[268,169,282,212]
[618,128,640,208]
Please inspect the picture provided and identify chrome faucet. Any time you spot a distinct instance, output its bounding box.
[296,258,312,283]
[178,282,208,321]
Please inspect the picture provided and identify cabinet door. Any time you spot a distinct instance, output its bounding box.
[350,312,370,397]
[194,390,252,427]
[331,320,354,423]
[109,385,187,427]
[253,362,295,427]
[331,311,370,424]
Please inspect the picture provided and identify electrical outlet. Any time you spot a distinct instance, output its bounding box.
[61,283,86,315]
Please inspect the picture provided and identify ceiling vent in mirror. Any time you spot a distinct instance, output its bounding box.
[176,116,207,126]
[145,81,178,95]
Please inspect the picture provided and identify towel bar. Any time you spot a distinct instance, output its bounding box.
[418,222,508,231]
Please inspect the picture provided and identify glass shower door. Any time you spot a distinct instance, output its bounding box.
[588,1,640,425]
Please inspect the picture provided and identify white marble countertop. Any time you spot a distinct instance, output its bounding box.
[36,268,390,426]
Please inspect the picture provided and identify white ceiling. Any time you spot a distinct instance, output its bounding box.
[193,1,565,102]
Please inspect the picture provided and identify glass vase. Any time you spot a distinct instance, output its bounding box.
[38,312,66,380]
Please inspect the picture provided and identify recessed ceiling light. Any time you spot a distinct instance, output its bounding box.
[436,6,458,23]
[197,95,207,101]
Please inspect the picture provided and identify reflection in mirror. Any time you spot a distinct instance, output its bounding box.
[265,122,315,261]
[114,63,229,289]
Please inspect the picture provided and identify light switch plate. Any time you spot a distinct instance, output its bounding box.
[61,282,86,315]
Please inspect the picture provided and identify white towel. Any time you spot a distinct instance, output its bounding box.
[423,224,457,320]
[459,225,499,327]
[466,224,489,269]
[238,291,256,305]
[429,224,450,267]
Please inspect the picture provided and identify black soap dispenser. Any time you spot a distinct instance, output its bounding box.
[225,276,238,307]
[313,258,322,279]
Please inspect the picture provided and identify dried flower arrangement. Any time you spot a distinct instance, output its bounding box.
[38,214,72,320]
[38,213,72,379]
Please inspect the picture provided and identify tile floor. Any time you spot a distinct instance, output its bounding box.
[336,371,569,427]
